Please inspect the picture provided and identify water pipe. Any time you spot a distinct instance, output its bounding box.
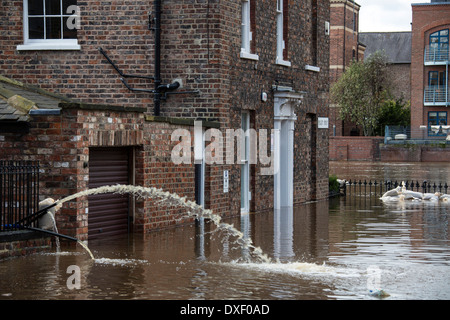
[24,226,79,243]
[14,201,59,226]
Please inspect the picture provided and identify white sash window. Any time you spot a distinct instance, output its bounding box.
[17,0,80,50]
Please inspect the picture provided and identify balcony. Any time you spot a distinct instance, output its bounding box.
[424,46,449,65]
[424,86,449,106]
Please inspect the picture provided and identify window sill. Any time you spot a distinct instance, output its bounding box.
[240,51,259,61]
[305,65,321,72]
[17,42,81,51]
[276,58,291,67]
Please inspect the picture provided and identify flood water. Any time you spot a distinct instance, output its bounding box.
[0,161,449,300]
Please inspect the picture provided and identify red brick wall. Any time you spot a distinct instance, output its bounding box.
[411,4,450,132]
[330,0,360,82]
[329,0,362,137]
[0,107,200,239]
[135,120,197,233]
[0,235,51,260]
[389,63,411,101]
[0,1,154,107]
[329,136,384,161]
[1,0,330,235]
[380,144,450,162]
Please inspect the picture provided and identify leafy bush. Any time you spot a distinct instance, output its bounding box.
[329,175,340,193]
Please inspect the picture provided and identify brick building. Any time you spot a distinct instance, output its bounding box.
[329,0,365,136]
[359,32,411,102]
[0,0,330,241]
[411,0,450,137]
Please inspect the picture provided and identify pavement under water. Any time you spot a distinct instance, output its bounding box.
[0,161,449,300]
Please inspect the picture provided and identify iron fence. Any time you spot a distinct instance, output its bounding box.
[342,179,449,198]
[0,161,40,232]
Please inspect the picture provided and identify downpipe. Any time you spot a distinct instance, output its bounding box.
[154,0,162,116]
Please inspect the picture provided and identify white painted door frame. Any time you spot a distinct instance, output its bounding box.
[273,91,303,209]
[241,111,251,213]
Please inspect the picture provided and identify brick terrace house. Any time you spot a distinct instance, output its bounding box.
[0,0,330,242]
[411,0,450,138]
[329,0,365,136]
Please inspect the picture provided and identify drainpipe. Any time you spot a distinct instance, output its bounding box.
[154,0,162,116]
[100,0,192,115]
[343,0,347,71]
[446,59,449,106]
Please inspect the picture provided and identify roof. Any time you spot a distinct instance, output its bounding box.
[359,32,412,64]
[413,0,450,5]
[0,75,69,122]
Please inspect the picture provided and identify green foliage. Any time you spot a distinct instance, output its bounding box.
[329,175,340,193]
[374,98,411,136]
[331,51,393,136]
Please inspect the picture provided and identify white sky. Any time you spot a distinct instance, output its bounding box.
[357,0,426,32]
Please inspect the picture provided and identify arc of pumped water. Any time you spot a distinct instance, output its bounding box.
[54,185,271,263]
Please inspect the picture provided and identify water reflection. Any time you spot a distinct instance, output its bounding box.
[1,162,449,299]
[274,207,294,259]
[330,161,450,183]
[1,196,449,300]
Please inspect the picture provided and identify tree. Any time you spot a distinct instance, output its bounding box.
[331,51,392,136]
[374,98,411,136]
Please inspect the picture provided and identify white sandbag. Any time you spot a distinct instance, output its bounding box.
[38,198,58,230]
[381,186,401,198]
[423,193,439,201]
[402,191,423,200]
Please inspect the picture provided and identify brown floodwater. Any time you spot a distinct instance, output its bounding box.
[0,162,449,300]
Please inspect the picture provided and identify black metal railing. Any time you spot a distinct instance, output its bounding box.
[342,179,449,198]
[0,161,40,232]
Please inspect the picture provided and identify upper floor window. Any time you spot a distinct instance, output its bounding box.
[241,0,258,60]
[430,29,449,52]
[429,71,446,88]
[276,0,290,67]
[17,0,80,51]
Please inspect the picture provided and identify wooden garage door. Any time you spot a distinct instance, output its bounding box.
[88,148,130,240]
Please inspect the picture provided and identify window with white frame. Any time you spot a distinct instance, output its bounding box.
[428,111,448,136]
[276,0,290,67]
[17,0,80,51]
[241,0,258,60]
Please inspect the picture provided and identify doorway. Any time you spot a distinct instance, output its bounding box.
[273,91,303,209]
[88,147,132,240]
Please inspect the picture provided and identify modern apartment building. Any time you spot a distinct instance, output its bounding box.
[411,0,450,137]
